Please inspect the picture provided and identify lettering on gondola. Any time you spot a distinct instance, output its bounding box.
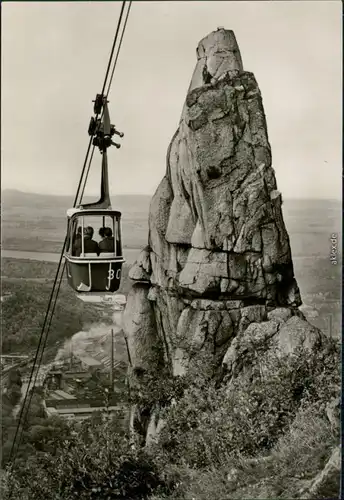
[108,269,115,281]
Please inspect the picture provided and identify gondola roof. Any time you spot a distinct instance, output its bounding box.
[66,207,122,218]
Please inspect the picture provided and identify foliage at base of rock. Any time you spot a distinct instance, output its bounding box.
[2,417,173,500]
[150,338,339,466]
[2,337,339,500]
[143,337,340,499]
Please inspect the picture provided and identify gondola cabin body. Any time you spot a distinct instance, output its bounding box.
[64,95,126,303]
[64,208,125,303]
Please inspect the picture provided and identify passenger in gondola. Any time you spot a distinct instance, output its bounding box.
[72,227,82,256]
[99,227,114,253]
[99,227,105,240]
[84,226,100,255]
[74,226,99,256]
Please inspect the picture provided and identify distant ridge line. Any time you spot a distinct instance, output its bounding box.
[1,188,341,203]
[2,189,153,199]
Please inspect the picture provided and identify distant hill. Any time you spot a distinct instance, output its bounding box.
[2,189,151,214]
[2,189,152,251]
[1,189,341,339]
[1,189,341,257]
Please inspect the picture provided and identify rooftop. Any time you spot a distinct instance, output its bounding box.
[75,355,102,366]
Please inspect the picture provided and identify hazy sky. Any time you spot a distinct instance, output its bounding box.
[2,1,342,199]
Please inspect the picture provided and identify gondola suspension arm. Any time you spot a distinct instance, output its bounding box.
[78,0,132,207]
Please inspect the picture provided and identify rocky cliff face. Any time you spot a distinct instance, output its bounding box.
[123,29,324,441]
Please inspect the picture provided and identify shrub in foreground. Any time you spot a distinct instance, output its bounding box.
[151,340,339,472]
[3,416,172,500]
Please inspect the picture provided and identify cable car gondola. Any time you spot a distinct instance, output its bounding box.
[64,96,125,303]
